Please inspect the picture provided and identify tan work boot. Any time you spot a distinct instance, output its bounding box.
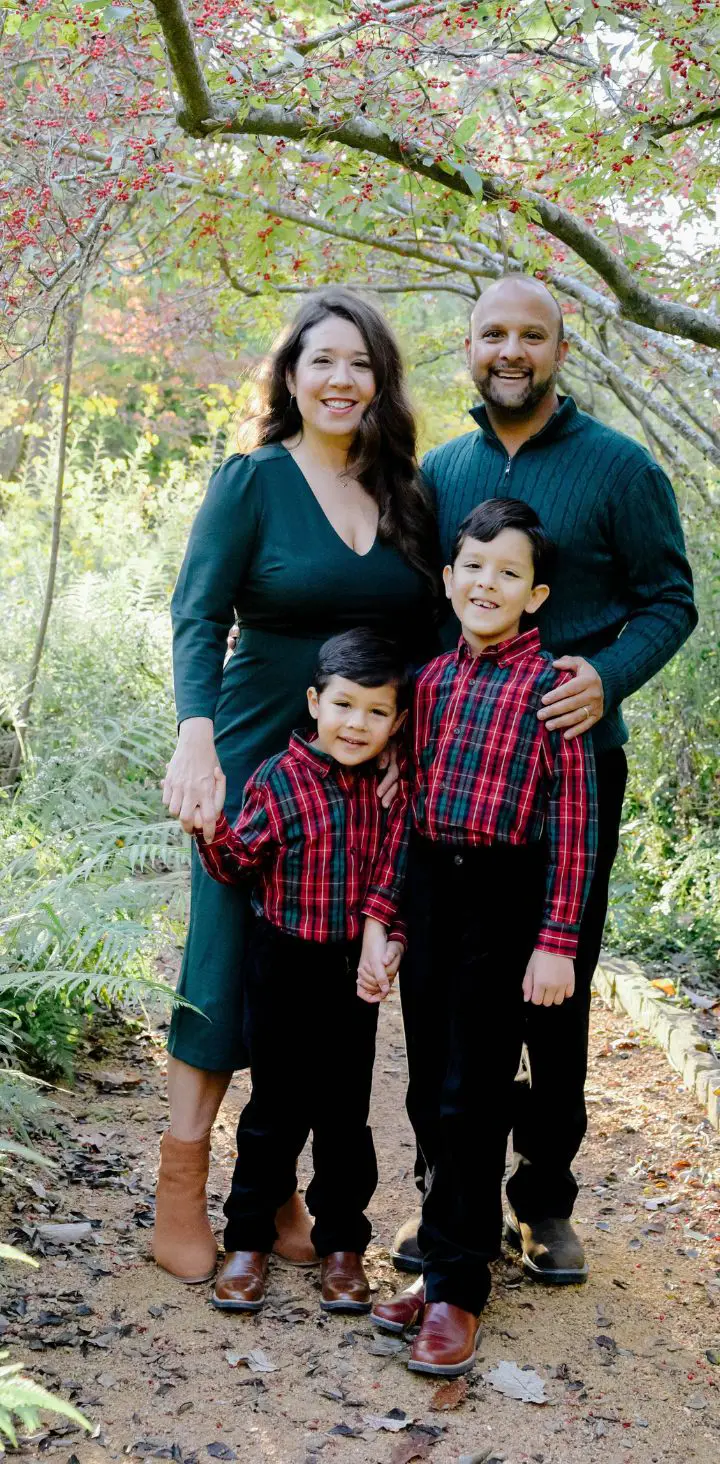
[152,1130,218,1283]
[273,1190,317,1265]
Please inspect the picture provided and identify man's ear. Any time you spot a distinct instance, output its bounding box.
[391,708,407,737]
[442,563,454,600]
[556,338,569,369]
[307,686,319,721]
[524,582,550,617]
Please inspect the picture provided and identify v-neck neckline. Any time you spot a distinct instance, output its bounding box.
[281,444,379,560]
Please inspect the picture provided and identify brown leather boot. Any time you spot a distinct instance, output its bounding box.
[212,1251,269,1311]
[273,1190,317,1265]
[408,1301,482,1376]
[320,1252,371,1312]
[152,1130,217,1283]
[390,1211,422,1273]
[372,1277,424,1334]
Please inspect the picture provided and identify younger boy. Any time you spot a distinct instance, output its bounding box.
[193,629,409,1315]
[367,498,597,1376]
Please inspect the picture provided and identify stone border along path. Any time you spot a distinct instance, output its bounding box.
[594,956,720,1131]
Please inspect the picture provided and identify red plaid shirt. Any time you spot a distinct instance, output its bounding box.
[195,731,408,945]
[411,628,597,957]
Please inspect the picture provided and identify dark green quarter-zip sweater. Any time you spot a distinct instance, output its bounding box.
[422,396,698,754]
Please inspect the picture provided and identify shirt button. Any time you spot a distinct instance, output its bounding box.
[454,854,464,867]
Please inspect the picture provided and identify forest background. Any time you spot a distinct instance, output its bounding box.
[0,0,719,1143]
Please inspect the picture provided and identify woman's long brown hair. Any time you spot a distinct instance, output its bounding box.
[256,289,441,604]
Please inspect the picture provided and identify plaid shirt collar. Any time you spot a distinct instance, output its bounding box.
[455,625,542,669]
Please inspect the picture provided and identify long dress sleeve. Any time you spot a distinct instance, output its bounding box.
[171,455,262,725]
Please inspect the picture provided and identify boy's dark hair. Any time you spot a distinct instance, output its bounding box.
[452,498,556,586]
[313,628,411,710]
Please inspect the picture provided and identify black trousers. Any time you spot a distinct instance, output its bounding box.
[223,917,379,1258]
[409,747,628,1226]
[507,746,628,1219]
[402,837,546,1314]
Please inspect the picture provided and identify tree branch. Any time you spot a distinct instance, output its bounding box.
[149,0,720,348]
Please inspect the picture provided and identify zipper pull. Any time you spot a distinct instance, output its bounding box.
[504,457,511,477]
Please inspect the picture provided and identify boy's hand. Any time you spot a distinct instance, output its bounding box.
[523,950,575,1006]
[357,918,392,1004]
[384,940,404,981]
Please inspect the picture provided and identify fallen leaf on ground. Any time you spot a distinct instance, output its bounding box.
[651,979,676,997]
[363,1409,411,1431]
[36,1222,93,1244]
[430,1376,468,1411]
[459,1452,494,1464]
[482,1360,547,1405]
[390,1431,432,1464]
[225,1348,277,1373]
[93,1070,143,1090]
[328,1422,364,1437]
[206,1445,237,1460]
[368,1334,405,1355]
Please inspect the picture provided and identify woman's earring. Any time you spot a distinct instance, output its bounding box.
[289,393,296,411]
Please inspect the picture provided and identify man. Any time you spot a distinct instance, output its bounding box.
[391,274,697,1285]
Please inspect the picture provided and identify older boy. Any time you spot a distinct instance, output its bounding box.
[369,499,597,1375]
[194,629,409,1315]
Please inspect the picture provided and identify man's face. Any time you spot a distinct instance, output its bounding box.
[466,284,568,417]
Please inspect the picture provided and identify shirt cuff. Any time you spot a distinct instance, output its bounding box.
[535,925,579,959]
[195,812,231,848]
[388,921,407,950]
[362,892,399,928]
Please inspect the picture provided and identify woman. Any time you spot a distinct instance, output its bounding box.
[155,288,440,1282]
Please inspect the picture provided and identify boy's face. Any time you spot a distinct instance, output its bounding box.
[443,528,549,654]
[307,675,405,767]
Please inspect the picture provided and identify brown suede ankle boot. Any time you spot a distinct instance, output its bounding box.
[152,1130,218,1283]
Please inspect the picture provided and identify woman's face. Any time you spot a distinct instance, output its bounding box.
[287,316,376,440]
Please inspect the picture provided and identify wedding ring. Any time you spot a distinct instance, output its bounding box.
[582,705,590,720]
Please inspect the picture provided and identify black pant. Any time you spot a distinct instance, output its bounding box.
[402,838,546,1314]
[223,917,379,1258]
[409,747,628,1225]
[507,746,628,1219]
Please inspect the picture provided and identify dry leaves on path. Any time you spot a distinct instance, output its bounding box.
[429,1376,468,1411]
[481,1360,547,1404]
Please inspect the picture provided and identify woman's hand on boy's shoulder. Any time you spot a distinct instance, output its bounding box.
[537,655,604,740]
[523,950,575,1006]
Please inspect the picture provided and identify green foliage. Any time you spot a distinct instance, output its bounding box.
[606,515,720,989]
[0,407,201,1125]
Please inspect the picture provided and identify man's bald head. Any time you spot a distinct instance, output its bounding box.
[470,276,564,345]
[466,274,569,422]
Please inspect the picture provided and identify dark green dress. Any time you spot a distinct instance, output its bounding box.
[168,445,436,1071]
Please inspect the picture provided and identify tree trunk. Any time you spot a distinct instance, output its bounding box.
[6,305,80,787]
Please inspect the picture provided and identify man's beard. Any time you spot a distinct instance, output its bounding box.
[475,365,558,417]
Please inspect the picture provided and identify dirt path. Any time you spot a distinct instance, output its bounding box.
[3,983,720,1464]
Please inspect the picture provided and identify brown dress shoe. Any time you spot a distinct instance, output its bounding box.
[212,1251,269,1311]
[408,1301,481,1376]
[273,1191,317,1266]
[504,1211,588,1284]
[320,1252,371,1313]
[152,1131,217,1284]
[373,1277,424,1334]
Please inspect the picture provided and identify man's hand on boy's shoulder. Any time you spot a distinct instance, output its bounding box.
[537,655,604,740]
[523,950,575,1007]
